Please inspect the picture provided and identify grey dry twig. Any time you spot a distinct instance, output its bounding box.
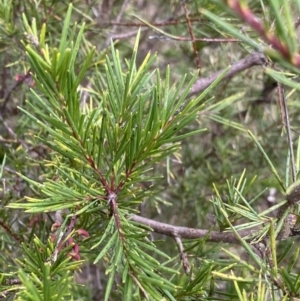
[189,51,268,96]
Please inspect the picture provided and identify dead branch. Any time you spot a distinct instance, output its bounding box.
[189,51,268,97]
[131,214,256,245]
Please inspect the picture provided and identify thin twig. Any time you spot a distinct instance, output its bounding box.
[279,85,296,182]
[0,114,17,139]
[101,18,201,27]
[131,273,149,298]
[149,35,239,42]
[0,54,7,100]
[108,192,125,242]
[0,220,22,243]
[0,72,31,112]
[224,0,300,67]
[105,0,131,47]
[181,0,201,72]
[108,28,148,41]
[174,236,190,275]
[65,214,77,237]
[115,0,130,24]
[51,214,78,263]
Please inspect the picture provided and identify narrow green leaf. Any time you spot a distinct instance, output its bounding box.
[123,275,133,301]
[269,0,296,54]
[248,130,285,191]
[56,48,72,87]
[71,47,96,95]
[138,274,175,291]
[201,9,261,50]
[266,68,300,91]
[287,246,299,272]
[280,268,294,291]
[104,266,116,301]
[269,220,278,277]
[0,154,6,178]
[26,45,51,72]
[59,4,73,53]
[94,231,118,263]
[220,208,266,270]
[18,269,43,301]
[43,263,51,300]
[131,239,170,260]
[163,129,206,143]
[39,22,46,48]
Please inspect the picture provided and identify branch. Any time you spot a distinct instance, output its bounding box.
[174,236,190,275]
[182,0,201,72]
[131,215,256,245]
[105,0,130,47]
[189,51,267,96]
[0,72,31,112]
[0,220,22,243]
[224,0,299,65]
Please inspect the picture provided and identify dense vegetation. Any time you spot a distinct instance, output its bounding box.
[1,1,300,300]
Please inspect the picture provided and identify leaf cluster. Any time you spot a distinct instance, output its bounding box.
[5,4,224,300]
[3,1,300,301]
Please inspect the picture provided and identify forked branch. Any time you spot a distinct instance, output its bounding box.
[131,214,255,245]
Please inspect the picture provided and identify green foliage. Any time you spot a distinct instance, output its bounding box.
[2,1,300,300]
[202,0,300,85]
[15,236,81,301]
[6,4,219,300]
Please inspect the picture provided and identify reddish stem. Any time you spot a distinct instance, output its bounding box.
[0,220,22,243]
[182,1,201,73]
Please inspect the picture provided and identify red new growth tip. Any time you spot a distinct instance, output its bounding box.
[292,53,300,68]
[76,229,90,238]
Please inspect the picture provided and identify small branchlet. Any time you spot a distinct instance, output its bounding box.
[277,180,300,240]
